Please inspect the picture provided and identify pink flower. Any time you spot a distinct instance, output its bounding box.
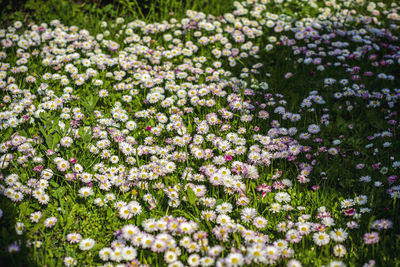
[356,163,365,169]
[364,71,373,76]
[388,175,398,184]
[65,173,77,182]
[146,126,152,131]
[257,184,271,193]
[284,72,293,79]
[344,208,355,216]
[224,155,232,161]
[70,158,77,164]
[312,185,320,191]
[317,211,331,219]
[363,232,380,244]
[372,163,380,170]
[297,175,309,183]
[33,165,43,172]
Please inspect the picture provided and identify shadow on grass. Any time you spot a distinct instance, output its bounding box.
[0,197,38,267]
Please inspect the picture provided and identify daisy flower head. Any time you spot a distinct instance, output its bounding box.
[164,250,178,263]
[225,252,244,266]
[122,246,137,261]
[297,223,311,235]
[78,187,94,198]
[79,238,96,251]
[57,160,70,172]
[44,216,57,228]
[37,194,50,205]
[275,192,291,203]
[363,232,379,244]
[328,147,338,155]
[265,245,280,260]
[330,228,348,242]
[333,244,347,257]
[287,259,302,267]
[64,256,77,267]
[99,247,113,261]
[253,216,268,229]
[200,256,214,266]
[307,124,320,134]
[15,222,24,235]
[371,219,393,230]
[313,232,330,246]
[329,261,346,267]
[215,202,233,214]
[151,239,168,253]
[187,253,200,266]
[7,242,20,253]
[119,206,133,220]
[60,136,73,147]
[67,232,82,244]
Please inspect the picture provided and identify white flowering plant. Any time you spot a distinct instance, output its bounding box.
[0,0,399,266]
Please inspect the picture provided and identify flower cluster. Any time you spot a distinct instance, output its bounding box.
[0,0,399,266]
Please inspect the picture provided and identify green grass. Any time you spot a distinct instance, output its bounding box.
[0,0,234,29]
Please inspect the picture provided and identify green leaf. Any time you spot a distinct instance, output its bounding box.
[233,233,242,248]
[79,127,92,143]
[19,201,29,214]
[186,187,197,206]
[50,117,60,133]
[82,94,99,112]
[172,209,198,223]
[215,199,224,206]
[45,134,54,149]
[1,128,13,142]
[366,110,387,130]
[103,4,113,13]
[50,181,59,188]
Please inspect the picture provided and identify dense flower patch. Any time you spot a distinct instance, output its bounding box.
[0,0,399,266]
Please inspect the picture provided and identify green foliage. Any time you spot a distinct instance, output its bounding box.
[0,0,118,29]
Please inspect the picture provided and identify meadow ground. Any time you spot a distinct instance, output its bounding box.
[0,0,399,266]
